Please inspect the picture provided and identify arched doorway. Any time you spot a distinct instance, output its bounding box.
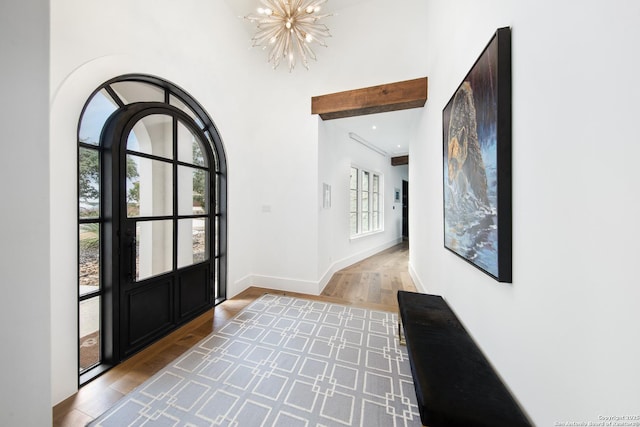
[77,75,227,383]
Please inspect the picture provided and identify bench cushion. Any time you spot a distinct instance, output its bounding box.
[398,291,530,427]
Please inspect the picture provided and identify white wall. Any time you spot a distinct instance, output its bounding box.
[235,73,322,293]
[0,0,51,425]
[411,0,640,424]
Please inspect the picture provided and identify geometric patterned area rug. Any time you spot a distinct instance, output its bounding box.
[89,294,421,426]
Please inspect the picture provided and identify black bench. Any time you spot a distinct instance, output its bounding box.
[397,291,531,427]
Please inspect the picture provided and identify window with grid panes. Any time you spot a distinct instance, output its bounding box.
[350,166,382,236]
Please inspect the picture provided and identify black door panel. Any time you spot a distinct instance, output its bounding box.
[124,277,173,354]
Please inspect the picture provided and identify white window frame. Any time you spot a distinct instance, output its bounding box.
[350,166,383,237]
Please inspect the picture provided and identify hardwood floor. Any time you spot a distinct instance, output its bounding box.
[52,243,415,426]
[321,241,416,306]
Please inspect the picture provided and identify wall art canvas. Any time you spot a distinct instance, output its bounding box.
[443,27,512,282]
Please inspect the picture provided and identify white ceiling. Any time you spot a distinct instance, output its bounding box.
[223,0,422,158]
[330,108,423,156]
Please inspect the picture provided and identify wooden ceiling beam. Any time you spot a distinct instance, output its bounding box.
[311,77,428,120]
[391,155,409,166]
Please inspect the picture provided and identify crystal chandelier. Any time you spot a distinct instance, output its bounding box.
[245,0,332,72]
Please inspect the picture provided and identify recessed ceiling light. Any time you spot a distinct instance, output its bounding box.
[372,125,377,130]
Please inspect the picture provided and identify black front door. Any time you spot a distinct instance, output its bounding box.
[104,103,215,360]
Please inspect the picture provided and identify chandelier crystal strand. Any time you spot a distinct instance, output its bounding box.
[245,0,332,71]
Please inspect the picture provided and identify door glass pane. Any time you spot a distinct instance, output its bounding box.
[79,296,100,372]
[214,172,220,215]
[127,155,173,218]
[214,257,220,299]
[170,96,204,129]
[178,166,208,215]
[136,220,173,281]
[214,215,220,257]
[79,147,100,219]
[79,223,100,296]
[178,218,208,268]
[373,174,379,192]
[127,114,173,159]
[204,130,219,171]
[79,89,118,145]
[110,81,165,105]
[177,121,207,167]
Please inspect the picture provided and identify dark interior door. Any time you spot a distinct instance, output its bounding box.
[402,180,409,240]
[110,104,215,359]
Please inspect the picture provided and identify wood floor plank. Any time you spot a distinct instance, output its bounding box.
[73,386,124,419]
[53,243,415,426]
[53,408,93,427]
[366,273,383,304]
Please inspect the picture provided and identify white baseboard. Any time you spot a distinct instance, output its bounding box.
[233,274,321,297]
[408,261,427,293]
[231,274,255,298]
[247,275,321,296]
[233,238,404,298]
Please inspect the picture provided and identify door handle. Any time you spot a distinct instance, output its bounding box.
[128,235,136,281]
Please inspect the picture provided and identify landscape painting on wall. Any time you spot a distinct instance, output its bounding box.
[442,27,512,283]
